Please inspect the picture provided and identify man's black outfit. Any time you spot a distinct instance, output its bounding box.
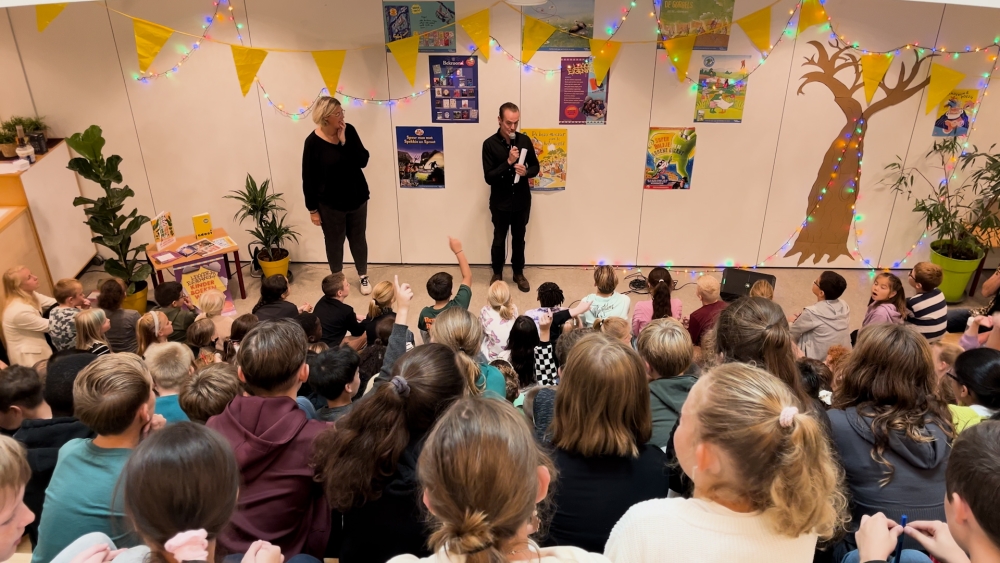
[482,129,540,284]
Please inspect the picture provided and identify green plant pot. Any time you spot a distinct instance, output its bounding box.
[930,243,984,303]
[259,255,291,279]
[121,281,149,314]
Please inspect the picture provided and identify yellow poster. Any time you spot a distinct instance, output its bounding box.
[932,89,978,137]
[521,128,568,192]
[180,267,227,309]
[644,127,696,190]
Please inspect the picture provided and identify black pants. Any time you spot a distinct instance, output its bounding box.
[491,202,530,275]
[318,201,368,275]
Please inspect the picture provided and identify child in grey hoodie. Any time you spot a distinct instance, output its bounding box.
[790,271,852,360]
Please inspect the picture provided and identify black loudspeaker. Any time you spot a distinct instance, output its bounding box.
[720,268,777,302]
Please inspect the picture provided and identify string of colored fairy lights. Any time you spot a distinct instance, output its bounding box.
[134,0,243,81]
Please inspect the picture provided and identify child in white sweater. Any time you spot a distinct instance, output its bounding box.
[580,266,630,327]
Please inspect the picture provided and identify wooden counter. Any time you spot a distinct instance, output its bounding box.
[0,206,53,297]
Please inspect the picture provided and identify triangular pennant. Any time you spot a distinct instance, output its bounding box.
[133,19,174,74]
[926,63,966,114]
[36,3,67,33]
[522,16,557,65]
[662,35,697,82]
[797,0,828,35]
[459,9,491,62]
[230,45,268,97]
[387,35,420,86]
[735,6,772,54]
[861,53,894,104]
[589,39,621,86]
[311,50,347,96]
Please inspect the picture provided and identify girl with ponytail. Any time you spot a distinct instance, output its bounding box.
[480,280,518,361]
[431,307,507,397]
[606,363,848,563]
[363,281,395,346]
[136,311,172,358]
[631,267,683,337]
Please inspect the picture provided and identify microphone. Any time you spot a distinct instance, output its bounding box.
[508,131,516,149]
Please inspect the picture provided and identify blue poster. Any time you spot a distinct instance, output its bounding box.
[429,55,479,123]
[383,2,456,53]
[397,127,445,189]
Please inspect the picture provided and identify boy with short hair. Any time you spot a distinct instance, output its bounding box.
[313,272,367,349]
[49,279,91,351]
[687,275,728,347]
[906,262,948,342]
[206,320,330,558]
[178,362,241,424]
[418,237,472,344]
[31,354,162,563]
[309,347,361,422]
[0,435,34,563]
[0,366,49,436]
[153,281,196,343]
[143,342,195,423]
[789,271,851,360]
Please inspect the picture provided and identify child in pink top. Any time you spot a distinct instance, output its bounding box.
[632,268,683,337]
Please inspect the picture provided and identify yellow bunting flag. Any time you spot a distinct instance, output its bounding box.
[735,6,772,54]
[311,50,347,96]
[926,63,966,114]
[522,16,557,65]
[796,0,828,35]
[36,3,67,32]
[133,19,174,74]
[459,9,491,62]
[387,35,420,86]
[230,45,268,97]
[861,53,894,104]
[662,35,697,82]
[589,39,621,86]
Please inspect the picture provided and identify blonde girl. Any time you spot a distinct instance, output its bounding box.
[432,307,506,397]
[364,281,395,346]
[593,317,631,345]
[194,290,232,350]
[74,309,111,356]
[136,311,173,358]
[749,279,774,300]
[480,280,518,361]
[2,265,56,366]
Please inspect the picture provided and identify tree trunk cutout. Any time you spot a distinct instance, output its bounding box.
[783,40,930,265]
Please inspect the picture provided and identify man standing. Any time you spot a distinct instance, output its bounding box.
[482,102,540,292]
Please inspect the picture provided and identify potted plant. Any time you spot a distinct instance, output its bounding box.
[2,116,48,151]
[225,174,299,279]
[0,128,16,158]
[886,136,1000,302]
[67,125,153,312]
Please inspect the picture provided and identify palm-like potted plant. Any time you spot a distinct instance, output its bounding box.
[886,136,1000,302]
[68,125,153,311]
[225,174,300,279]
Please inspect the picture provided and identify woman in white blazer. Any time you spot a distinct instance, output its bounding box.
[2,266,56,366]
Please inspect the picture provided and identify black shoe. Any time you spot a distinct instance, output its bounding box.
[490,272,503,285]
[513,273,530,293]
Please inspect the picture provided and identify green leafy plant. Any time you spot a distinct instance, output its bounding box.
[0,129,14,144]
[2,116,47,135]
[225,174,299,261]
[886,136,1000,261]
[68,125,152,293]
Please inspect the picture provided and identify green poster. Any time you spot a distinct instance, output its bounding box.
[658,0,736,51]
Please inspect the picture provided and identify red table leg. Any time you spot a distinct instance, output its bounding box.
[233,250,246,300]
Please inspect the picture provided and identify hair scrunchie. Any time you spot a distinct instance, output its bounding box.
[163,529,209,562]
[779,406,798,428]
[391,376,411,398]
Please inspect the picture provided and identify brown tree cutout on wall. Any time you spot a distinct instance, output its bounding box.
[783,40,930,265]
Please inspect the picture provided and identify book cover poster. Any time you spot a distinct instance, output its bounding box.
[397,126,445,189]
[933,89,978,137]
[644,128,696,190]
[174,256,237,316]
[658,0,735,51]
[559,57,608,125]
[521,128,568,191]
[383,2,456,53]
[151,211,175,250]
[430,56,479,123]
[694,55,750,123]
[524,0,595,51]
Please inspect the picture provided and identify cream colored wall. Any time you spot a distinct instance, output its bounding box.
[2,0,1000,268]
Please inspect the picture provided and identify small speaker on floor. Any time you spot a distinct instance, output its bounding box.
[720,268,777,302]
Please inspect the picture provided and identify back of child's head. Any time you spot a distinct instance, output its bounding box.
[224,314,259,363]
[136,311,169,357]
[357,316,394,395]
[419,397,556,559]
[487,281,516,321]
[696,275,721,302]
[120,422,238,563]
[374,314,395,343]
[954,347,1000,410]
[368,281,395,318]
[504,316,540,388]
[427,272,454,302]
[536,282,564,308]
[153,282,184,308]
[594,265,618,294]
[178,363,241,424]
[74,308,108,349]
[295,312,323,343]
[817,271,847,300]
[54,278,83,305]
[874,272,907,315]
[144,343,195,391]
[432,307,484,394]
[946,420,1000,547]
[912,262,944,291]
[637,318,693,379]
[44,354,97,417]
[309,347,360,401]
[97,278,126,311]
[489,359,520,402]
[186,318,216,349]
[236,319,307,395]
[647,267,675,318]
[198,290,225,318]
[593,316,630,343]
[253,275,288,313]
[691,363,846,538]
[749,279,774,300]
[555,326,595,366]
[0,434,30,511]
[321,273,346,298]
[796,358,833,402]
[0,365,43,414]
[74,354,152,436]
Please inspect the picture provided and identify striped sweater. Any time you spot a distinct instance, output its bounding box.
[905,289,947,342]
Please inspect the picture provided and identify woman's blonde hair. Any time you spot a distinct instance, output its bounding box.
[432,307,484,395]
[487,280,516,321]
[593,265,618,294]
[694,363,847,539]
[0,435,30,509]
[198,290,225,318]
[749,280,774,300]
[367,281,395,319]
[550,334,651,457]
[75,309,109,350]
[593,316,630,342]
[312,96,342,126]
[637,318,693,379]
[3,265,38,310]
[420,397,556,560]
[136,311,168,358]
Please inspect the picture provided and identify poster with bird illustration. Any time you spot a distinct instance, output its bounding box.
[524,0,594,51]
[644,128,696,190]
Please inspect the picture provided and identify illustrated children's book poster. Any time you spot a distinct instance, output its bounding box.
[658,0,736,51]
[383,2,456,52]
[644,128,696,190]
[430,56,479,123]
[150,211,175,251]
[559,57,608,125]
[524,0,595,51]
[694,55,749,123]
[174,256,237,316]
[521,128,568,192]
[933,89,978,137]
[397,126,445,189]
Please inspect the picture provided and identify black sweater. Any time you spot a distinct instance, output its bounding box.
[482,129,541,211]
[302,126,370,213]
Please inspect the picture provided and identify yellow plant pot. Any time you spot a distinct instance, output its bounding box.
[121,282,148,314]
[259,255,291,279]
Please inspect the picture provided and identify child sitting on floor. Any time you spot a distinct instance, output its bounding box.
[195,289,233,350]
[135,310,173,358]
[74,309,111,356]
[153,281,196,343]
[789,271,851,361]
[906,262,947,342]
[0,365,49,436]
[49,278,91,351]
[144,342,195,423]
[314,272,367,350]
[309,347,361,423]
[417,237,472,344]
[186,318,220,367]
[178,362,241,424]
[581,265,631,327]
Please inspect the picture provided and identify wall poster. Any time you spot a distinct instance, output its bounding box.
[383,2,456,53]
[694,55,749,123]
[559,57,608,125]
[524,0,595,51]
[644,128,696,190]
[658,0,736,51]
[521,128,568,191]
[397,126,445,189]
[430,55,479,123]
[933,89,978,137]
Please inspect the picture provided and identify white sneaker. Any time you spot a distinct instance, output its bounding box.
[359,275,372,295]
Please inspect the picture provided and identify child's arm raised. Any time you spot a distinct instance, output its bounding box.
[374,276,415,388]
[449,236,472,288]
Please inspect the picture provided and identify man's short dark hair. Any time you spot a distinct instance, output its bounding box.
[946,421,1000,547]
[236,320,308,395]
[427,272,453,302]
[308,347,360,401]
[537,282,564,308]
[321,273,346,298]
[818,271,847,300]
[555,327,596,366]
[45,354,98,417]
[499,102,520,118]
[0,366,43,412]
[154,281,184,307]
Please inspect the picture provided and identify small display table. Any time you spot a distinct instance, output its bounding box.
[145,228,247,299]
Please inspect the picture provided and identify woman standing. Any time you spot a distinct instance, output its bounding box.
[303,96,372,295]
[2,266,56,366]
